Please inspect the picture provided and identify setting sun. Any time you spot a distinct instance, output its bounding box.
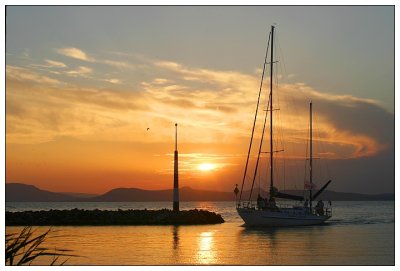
[4,6,395,267]
[198,163,216,172]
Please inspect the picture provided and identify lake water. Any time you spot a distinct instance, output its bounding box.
[5,201,394,265]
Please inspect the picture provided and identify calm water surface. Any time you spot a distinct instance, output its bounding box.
[6,201,394,265]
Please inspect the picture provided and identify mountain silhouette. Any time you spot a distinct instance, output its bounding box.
[6,183,81,202]
[6,183,394,202]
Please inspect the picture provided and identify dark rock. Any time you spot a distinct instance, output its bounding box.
[6,209,225,226]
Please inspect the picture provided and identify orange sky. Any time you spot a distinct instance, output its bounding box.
[5,60,392,194]
[5,7,394,194]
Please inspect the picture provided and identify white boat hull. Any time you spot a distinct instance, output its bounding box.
[237,207,331,227]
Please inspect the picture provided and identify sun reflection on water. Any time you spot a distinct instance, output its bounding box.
[196,231,217,264]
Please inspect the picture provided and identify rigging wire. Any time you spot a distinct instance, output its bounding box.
[277,29,304,192]
[303,109,310,199]
[275,56,286,192]
[258,162,261,196]
[268,42,286,194]
[314,113,321,185]
[248,96,271,204]
[315,110,332,182]
[276,31,289,80]
[239,29,271,202]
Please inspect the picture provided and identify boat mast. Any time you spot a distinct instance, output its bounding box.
[309,102,313,212]
[269,25,275,198]
[239,29,271,203]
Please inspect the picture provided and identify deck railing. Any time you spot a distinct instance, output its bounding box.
[237,201,333,217]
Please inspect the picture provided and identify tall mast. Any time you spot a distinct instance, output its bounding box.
[309,102,313,212]
[239,30,271,203]
[269,25,275,197]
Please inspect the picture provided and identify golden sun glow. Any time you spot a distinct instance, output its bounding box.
[198,163,216,172]
[197,231,216,264]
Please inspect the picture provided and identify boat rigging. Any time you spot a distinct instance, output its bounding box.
[236,25,332,227]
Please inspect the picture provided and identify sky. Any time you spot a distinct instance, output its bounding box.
[5,6,394,195]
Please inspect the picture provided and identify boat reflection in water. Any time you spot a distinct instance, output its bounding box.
[238,224,334,265]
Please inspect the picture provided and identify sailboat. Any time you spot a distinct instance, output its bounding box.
[236,25,332,227]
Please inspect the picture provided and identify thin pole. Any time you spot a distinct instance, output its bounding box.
[309,102,313,212]
[175,123,177,151]
[269,25,275,198]
[173,123,179,212]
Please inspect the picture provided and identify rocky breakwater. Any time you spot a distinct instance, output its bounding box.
[6,208,225,226]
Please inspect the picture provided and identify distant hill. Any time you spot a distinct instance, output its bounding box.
[6,183,80,202]
[6,183,394,202]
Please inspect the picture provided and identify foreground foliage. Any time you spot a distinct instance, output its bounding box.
[5,226,74,265]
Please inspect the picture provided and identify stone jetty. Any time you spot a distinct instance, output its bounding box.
[6,208,225,226]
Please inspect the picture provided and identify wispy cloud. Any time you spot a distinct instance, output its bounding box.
[56,47,95,62]
[6,65,61,85]
[150,60,392,159]
[6,58,394,195]
[101,59,132,69]
[6,79,148,144]
[153,78,174,85]
[45,59,67,68]
[31,59,68,69]
[56,47,133,70]
[103,78,122,84]
[6,59,392,160]
[66,66,93,76]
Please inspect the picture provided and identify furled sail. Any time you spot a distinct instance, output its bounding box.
[270,186,304,201]
[275,192,304,201]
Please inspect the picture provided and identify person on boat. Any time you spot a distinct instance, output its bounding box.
[316,200,324,215]
[234,184,239,195]
[234,184,240,207]
[304,199,309,208]
[269,197,277,210]
[257,194,265,210]
[263,196,269,209]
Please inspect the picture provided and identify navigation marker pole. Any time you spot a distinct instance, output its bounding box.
[173,123,180,212]
[309,102,313,213]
